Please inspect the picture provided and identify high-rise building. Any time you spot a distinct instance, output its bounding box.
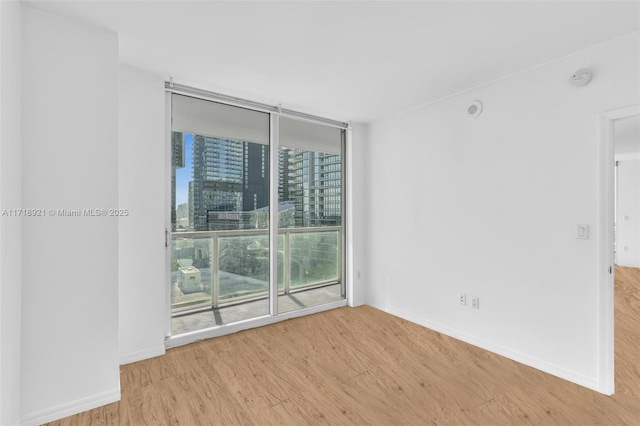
[183,133,341,231]
[171,132,185,231]
[278,147,293,203]
[176,203,189,230]
[288,149,341,227]
[188,181,194,230]
[243,142,270,212]
[190,135,269,231]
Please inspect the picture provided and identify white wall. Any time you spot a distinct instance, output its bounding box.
[616,159,640,266]
[349,122,368,307]
[365,33,639,391]
[0,1,23,424]
[21,7,120,425]
[118,64,167,364]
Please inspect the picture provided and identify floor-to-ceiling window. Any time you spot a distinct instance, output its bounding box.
[167,87,347,338]
[277,117,345,314]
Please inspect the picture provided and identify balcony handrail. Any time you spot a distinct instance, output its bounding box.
[172,225,341,240]
[171,225,341,314]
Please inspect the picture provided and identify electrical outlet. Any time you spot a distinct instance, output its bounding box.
[459,293,467,305]
[471,296,479,309]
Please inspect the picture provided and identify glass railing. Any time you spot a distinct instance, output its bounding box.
[170,226,340,314]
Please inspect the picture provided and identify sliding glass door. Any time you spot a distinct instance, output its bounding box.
[168,91,346,336]
[277,117,345,314]
[170,94,271,331]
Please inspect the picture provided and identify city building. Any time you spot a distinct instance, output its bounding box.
[186,138,341,230]
[175,203,189,230]
[171,132,185,231]
[287,149,342,227]
[278,147,293,204]
[189,135,268,231]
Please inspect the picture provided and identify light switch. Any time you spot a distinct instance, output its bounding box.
[576,224,589,239]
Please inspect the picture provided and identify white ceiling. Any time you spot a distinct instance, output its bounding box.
[25,1,640,123]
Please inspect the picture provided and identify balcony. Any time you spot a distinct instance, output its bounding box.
[170,226,342,334]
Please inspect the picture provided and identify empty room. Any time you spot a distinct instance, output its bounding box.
[1,1,639,425]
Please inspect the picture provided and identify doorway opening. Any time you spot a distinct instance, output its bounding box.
[598,105,640,395]
[612,113,640,400]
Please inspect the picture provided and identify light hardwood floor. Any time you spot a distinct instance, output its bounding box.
[48,269,640,425]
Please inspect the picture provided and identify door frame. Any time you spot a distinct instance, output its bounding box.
[598,104,640,395]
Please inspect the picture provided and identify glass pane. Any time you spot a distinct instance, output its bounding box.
[171,236,212,311]
[290,231,339,288]
[278,118,345,314]
[171,96,270,335]
[218,233,269,303]
[277,234,285,291]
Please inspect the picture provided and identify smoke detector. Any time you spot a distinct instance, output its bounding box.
[465,100,483,119]
[570,69,592,87]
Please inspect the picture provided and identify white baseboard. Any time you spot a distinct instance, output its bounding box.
[21,387,121,426]
[367,302,600,393]
[119,345,166,365]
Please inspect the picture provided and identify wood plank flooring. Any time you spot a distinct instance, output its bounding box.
[47,268,640,425]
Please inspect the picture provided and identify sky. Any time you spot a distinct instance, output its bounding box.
[175,133,193,206]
